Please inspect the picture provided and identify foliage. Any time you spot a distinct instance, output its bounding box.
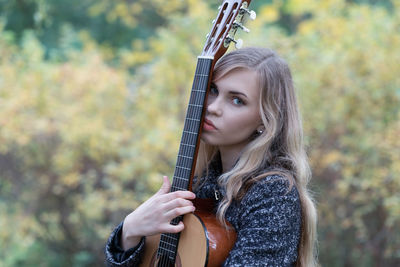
[0,0,399,266]
[0,29,134,266]
[290,2,400,265]
[283,1,400,265]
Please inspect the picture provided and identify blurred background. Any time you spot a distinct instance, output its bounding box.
[0,0,399,266]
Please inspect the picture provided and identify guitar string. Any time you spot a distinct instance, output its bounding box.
[160,58,211,266]
[177,57,205,266]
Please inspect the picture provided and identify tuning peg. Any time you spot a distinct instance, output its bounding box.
[234,38,243,49]
[248,10,257,20]
[225,36,243,49]
[240,8,257,20]
[233,21,250,33]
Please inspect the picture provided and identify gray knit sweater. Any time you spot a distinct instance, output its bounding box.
[105,160,301,266]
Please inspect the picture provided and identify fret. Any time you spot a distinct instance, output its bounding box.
[179,142,196,148]
[175,165,191,171]
[159,240,177,249]
[188,97,205,107]
[177,148,195,159]
[188,98,206,107]
[178,145,195,154]
[160,234,179,243]
[157,246,176,255]
[160,239,178,246]
[176,156,193,167]
[176,157,191,166]
[181,133,197,144]
[191,89,206,93]
[171,181,187,188]
[183,122,201,133]
[178,154,192,160]
[184,126,200,134]
[186,106,203,115]
[162,234,178,241]
[171,186,186,192]
[159,232,180,246]
[181,137,195,146]
[188,103,203,108]
[185,117,201,122]
[171,175,189,182]
[182,131,198,137]
[194,73,209,77]
[189,88,207,95]
[175,167,191,175]
[184,112,202,120]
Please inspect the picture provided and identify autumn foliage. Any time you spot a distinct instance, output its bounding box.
[0,0,399,266]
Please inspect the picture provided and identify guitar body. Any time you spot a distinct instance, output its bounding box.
[140,200,237,267]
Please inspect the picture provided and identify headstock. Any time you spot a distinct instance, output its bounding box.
[201,0,256,61]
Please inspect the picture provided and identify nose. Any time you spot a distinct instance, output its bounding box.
[206,95,222,116]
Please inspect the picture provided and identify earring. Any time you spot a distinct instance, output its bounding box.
[257,129,263,135]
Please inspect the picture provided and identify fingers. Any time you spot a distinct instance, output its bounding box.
[155,175,196,202]
[165,205,195,219]
[128,175,196,236]
[156,176,171,195]
[161,190,196,202]
[163,197,194,211]
[160,196,196,221]
[164,221,185,234]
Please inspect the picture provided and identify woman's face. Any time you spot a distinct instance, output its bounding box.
[201,68,262,153]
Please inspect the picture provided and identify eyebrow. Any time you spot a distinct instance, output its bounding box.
[211,83,248,98]
[229,90,248,98]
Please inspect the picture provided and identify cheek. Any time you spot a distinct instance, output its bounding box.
[225,112,260,135]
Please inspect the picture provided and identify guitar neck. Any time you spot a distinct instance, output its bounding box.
[170,56,214,193]
[157,57,214,263]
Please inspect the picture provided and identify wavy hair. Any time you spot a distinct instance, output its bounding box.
[194,47,318,267]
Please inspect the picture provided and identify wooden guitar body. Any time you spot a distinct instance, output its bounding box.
[140,200,237,267]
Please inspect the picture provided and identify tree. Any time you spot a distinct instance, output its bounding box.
[0,0,399,266]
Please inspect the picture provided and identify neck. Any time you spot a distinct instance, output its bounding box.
[218,144,246,173]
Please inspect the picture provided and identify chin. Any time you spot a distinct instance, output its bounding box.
[200,135,219,146]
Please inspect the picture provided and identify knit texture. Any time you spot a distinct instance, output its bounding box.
[105,159,301,266]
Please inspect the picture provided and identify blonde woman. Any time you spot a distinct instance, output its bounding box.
[105,47,318,266]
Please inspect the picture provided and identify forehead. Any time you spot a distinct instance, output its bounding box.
[214,68,260,96]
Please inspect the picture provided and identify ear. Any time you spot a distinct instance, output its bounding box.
[256,125,265,135]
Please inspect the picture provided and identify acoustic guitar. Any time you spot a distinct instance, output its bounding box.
[140,1,255,266]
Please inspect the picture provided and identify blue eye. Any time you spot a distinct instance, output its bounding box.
[233,97,244,105]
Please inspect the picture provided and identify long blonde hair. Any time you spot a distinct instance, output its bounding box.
[194,47,318,267]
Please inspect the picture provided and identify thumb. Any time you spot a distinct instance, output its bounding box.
[157,176,171,195]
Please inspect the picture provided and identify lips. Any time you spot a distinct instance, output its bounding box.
[203,118,217,131]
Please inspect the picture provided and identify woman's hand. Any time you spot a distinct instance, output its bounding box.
[121,176,196,250]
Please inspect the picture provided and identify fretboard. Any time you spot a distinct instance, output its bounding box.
[171,57,213,192]
[156,57,213,264]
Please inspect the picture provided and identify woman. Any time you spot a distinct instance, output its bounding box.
[105,47,318,266]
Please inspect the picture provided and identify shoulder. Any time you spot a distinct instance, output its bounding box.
[236,175,301,229]
[224,175,301,266]
[241,175,300,208]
